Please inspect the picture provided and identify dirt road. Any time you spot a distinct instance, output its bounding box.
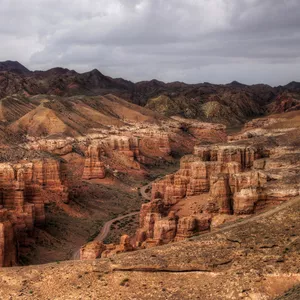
[94,211,139,242]
[73,182,152,260]
[139,183,151,201]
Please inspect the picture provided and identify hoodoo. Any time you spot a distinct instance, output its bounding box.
[82,145,106,180]
[0,159,68,266]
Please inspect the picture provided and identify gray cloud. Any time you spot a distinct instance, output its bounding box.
[0,0,299,85]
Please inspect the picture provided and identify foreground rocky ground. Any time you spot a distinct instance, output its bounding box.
[0,194,299,299]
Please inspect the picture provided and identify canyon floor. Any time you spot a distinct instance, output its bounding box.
[25,162,177,265]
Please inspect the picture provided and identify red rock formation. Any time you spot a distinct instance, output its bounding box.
[115,234,133,252]
[233,188,263,214]
[80,241,106,260]
[164,175,189,205]
[100,235,134,258]
[82,145,106,180]
[26,139,73,156]
[194,145,263,169]
[153,211,178,243]
[134,139,300,249]
[174,214,211,241]
[208,174,231,214]
[0,211,17,267]
[108,136,135,159]
[138,133,171,160]
[175,216,196,241]
[0,158,68,266]
[135,199,166,245]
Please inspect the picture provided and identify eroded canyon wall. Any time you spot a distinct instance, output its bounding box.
[136,141,299,247]
[0,158,68,267]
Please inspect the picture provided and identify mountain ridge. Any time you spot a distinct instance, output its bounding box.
[0,60,300,126]
[1,60,299,88]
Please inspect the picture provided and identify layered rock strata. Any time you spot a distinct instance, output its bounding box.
[136,142,299,247]
[82,145,106,180]
[80,234,133,260]
[0,212,17,267]
[0,158,68,266]
[24,118,228,178]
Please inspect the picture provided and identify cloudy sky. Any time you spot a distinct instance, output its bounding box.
[0,0,299,85]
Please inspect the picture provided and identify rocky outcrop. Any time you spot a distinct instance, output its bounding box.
[136,209,212,246]
[82,145,106,180]
[175,216,195,240]
[136,133,171,164]
[101,235,134,258]
[80,233,136,260]
[25,138,74,156]
[80,241,106,260]
[115,234,133,253]
[175,214,211,241]
[135,140,300,248]
[107,136,137,158]
[0,212,17,267]
[208,174,232,214]
[233,188,264,214]
[0,158,68,267]
[193,145,263,169]
[152,158,243,205]
[152,211,178,243]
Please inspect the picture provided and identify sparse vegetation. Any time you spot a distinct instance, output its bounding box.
[120,278,129,286]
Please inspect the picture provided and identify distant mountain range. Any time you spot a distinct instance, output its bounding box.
[0,60,299,125]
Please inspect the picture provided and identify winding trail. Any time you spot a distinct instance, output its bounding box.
[139,182,152,201]
[94,211,139,242]
[73,182,152,260]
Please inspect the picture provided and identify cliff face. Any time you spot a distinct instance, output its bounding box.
[136,139,300,247]
[0,158,68,267]
[0,212,17,267]
[80,241,106,260]
[82,145,106,180]
[26,131,173,179]
[80,133,172,180]
[80,234,134,260]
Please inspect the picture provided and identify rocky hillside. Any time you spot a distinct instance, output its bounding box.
[1,61,300,126]
[0,61,31,75]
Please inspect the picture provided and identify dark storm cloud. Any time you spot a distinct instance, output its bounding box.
[0,0,299,85]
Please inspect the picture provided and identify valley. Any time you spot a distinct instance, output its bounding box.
[0,61,299,299]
